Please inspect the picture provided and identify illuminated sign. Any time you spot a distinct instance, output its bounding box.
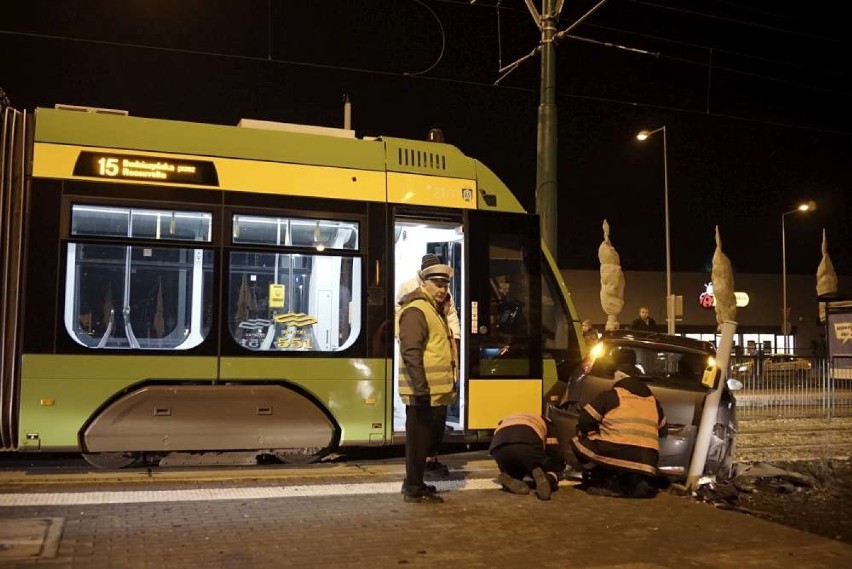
[73,151,219,186]
[699,283,750,309]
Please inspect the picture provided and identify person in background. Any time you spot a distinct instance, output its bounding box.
[396,253,460,478]
[489,412,565,501]
[569,355,667,498]
[630,307,657,331]
[494,278,524,335]
[397,257,459,503]
[581,319,599,348]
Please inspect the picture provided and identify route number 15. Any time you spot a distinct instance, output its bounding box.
[97,157,120,177]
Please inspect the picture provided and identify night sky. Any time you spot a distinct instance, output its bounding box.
[2,0,849,276]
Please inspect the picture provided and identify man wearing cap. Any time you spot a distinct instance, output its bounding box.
[397,256,459,503]
[397,254,460,340]
[396,253,460,478]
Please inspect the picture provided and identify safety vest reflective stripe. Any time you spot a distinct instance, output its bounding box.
[589,387,660,451]
[397,298,457,398]
[571,438,658,476]
[494,413,547,443]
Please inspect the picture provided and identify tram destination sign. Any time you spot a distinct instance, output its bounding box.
[74,151,219,186]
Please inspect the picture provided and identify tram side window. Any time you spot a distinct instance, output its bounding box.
[228,214,361,352]
[64,205,214,350]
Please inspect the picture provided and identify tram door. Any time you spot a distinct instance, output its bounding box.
[391,218,465,434]
[464,210,542,429]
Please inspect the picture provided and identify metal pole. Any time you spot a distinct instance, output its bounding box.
[782,212,787,353]
[663,126,674,335]
[686,320,737,490]
[536,0,558,258]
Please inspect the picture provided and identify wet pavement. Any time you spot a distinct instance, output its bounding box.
[1,449,851,568]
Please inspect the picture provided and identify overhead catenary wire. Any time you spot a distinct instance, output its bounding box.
[1,0,848,137]
[404,0,446,76]
[439,0,848,93]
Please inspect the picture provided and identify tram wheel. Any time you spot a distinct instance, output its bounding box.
[82,452,139,470]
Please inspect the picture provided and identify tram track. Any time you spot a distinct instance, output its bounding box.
[735,418,852,462]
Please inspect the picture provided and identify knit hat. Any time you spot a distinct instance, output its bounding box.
[419,253,454,282]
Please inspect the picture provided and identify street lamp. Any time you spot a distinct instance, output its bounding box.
[781,201,815,353]
[636,126,674,334]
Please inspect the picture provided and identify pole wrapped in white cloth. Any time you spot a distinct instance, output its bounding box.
[598,219,624,331]
[816,228,839,323]
[686,226,737,490]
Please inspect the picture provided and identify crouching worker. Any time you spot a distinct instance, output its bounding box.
[490,413,565,501]
[570,362,667,498]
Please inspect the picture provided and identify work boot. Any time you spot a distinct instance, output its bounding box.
[548,471,560,492]
[532,467,552,501]
[424,459,450,479]
[584,473,625,497]
[626,478,657,499]
[403,492,444,504]
[585,484,623,497]
[497,473,530,495]
[400,481,437,495]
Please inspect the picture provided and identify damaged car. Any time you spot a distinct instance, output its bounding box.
[546,330,742,481]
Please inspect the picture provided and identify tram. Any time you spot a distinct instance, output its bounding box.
[0,105,583,467]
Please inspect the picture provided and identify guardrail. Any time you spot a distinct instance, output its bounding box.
[731,356,852,420]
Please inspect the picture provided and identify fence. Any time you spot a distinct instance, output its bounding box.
[730,355,852,419]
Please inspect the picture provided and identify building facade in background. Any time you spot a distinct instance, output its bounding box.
[563,269,852,356]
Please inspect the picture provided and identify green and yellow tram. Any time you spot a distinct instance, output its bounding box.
[0,106,583,468]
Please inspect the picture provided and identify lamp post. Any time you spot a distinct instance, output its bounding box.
[636,126,674,334]
[781,201,815,353]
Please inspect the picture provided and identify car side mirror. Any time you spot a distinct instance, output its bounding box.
[701,367,721,389]
[726,377,744,391]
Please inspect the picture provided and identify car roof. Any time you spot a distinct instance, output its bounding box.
[600,329,717,355]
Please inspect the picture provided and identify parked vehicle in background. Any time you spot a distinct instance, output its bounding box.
[731,355,814,386]
[731,359,755,381]
[546,330,741,481]
[763,355,812,379]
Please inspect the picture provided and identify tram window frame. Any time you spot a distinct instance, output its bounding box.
[63,203,215,351]
[226,212,364,354]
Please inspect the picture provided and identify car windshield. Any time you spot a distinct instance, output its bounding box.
[589,343,709,386]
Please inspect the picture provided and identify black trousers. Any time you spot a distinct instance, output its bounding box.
[404,405,437,495]
[491,442,553,481]
[428,405,447,457]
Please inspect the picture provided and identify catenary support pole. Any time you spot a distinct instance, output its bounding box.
[536,0,558,258]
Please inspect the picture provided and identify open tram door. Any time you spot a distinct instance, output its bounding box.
[390,210,541,437]
[391,216,465,435]
[465,210,542,430]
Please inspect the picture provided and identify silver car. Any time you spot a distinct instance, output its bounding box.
[546,330,741,481]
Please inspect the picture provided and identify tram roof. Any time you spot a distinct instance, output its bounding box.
[33,107,525,213]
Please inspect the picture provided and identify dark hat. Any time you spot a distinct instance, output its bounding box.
[421,254,441,270]
[419,253,454,282]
